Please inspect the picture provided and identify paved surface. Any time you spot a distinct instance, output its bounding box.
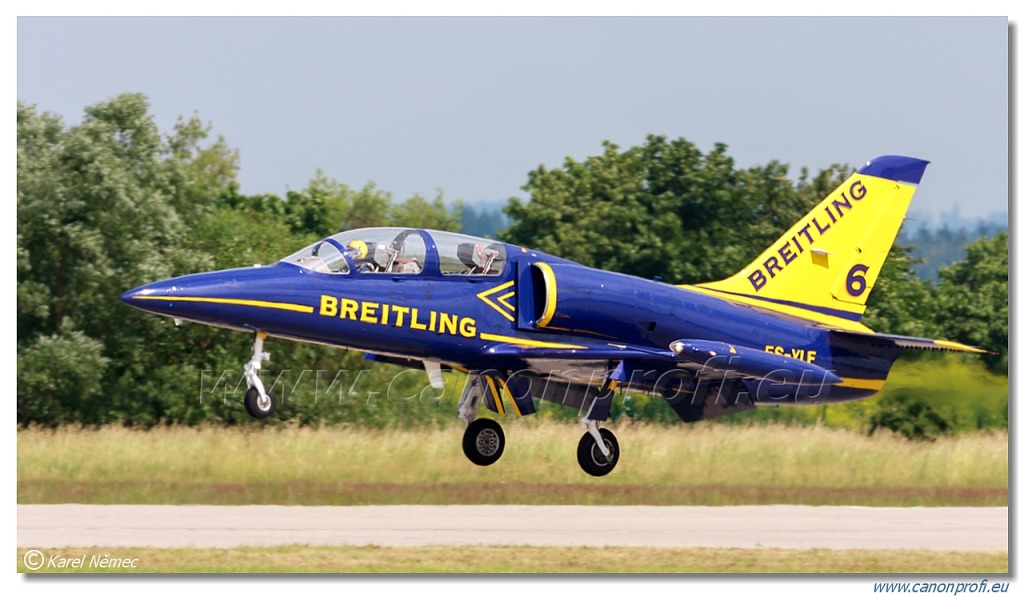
[18,504,1008,550]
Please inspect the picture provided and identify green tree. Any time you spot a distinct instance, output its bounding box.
[270,172,461,238]
[861,244,939,338]
[388,193,461,231]
[501,135,942,344]
[17,331,109,426]
[18,94,466,427]
[504,136,765,283]
[932,233,1009,373]
[17,94,237,425]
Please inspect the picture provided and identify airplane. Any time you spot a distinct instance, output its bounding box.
[122,154,988,476]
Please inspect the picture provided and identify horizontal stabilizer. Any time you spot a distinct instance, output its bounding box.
[830,331,992,354]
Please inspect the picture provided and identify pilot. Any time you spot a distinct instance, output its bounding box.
[347,239,369,261]
[345,238,419,273]
[346,239,374,272]
[393,258,421,274]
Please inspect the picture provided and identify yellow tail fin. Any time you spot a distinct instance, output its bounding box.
[692,155,929,329]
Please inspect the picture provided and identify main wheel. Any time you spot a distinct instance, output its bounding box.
[244,387,277,419]
[462,418,505,466]
[577,428,619,477]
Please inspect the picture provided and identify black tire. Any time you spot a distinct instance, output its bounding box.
[244,387,277,419]
[462,418,505,466]
[577,428,619,477]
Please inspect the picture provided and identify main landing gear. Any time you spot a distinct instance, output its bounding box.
[242,332,277,419]
[456,373,620,476]
[462,418,505,466]
[458,377,506,465]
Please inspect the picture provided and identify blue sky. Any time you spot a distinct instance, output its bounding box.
[17,16,1009,223]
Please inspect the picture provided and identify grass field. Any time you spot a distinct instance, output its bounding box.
[16,545,1009,574]
[17,422,1007,506]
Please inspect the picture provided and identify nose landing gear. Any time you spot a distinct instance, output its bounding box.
[244,386,277,419]
[243,332,277,419]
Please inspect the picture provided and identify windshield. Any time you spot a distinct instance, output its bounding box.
[280,239,350,274]
[280,228,507,276]
[280,228,427,275]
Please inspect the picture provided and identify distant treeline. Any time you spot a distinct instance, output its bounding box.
[458,203,509,239]
[17,94,1008,435]
[460,192,1008,284]
[900,220,1008,281]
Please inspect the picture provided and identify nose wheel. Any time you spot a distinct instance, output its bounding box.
[577,427,619,477]
[462,418,505,466]
[244,386,277,419]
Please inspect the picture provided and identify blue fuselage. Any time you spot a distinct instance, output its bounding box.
[123,235,897,410]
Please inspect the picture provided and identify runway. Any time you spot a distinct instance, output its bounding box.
[18,504,1007,550]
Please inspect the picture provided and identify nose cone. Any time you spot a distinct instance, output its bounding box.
[121,282,163,306]
[121,272,206,315]
[121,265,313,329]
[120,276,204,319]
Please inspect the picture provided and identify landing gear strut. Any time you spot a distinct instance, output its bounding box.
[243,332,276,419]
[457,374,506,466]
[454,371,620,476]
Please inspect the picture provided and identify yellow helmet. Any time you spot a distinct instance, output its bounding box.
[347,239,369,260]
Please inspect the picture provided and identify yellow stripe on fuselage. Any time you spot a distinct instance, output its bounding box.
[478,332,586,350]
[681,285,874,333]
[132,295,315,314]
[836,378,886,391]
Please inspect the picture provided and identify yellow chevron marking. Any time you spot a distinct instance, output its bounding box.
[496,291,516,313]
[476,280,516,322]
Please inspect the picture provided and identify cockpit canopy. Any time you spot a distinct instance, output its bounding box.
[280,228,507,277]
